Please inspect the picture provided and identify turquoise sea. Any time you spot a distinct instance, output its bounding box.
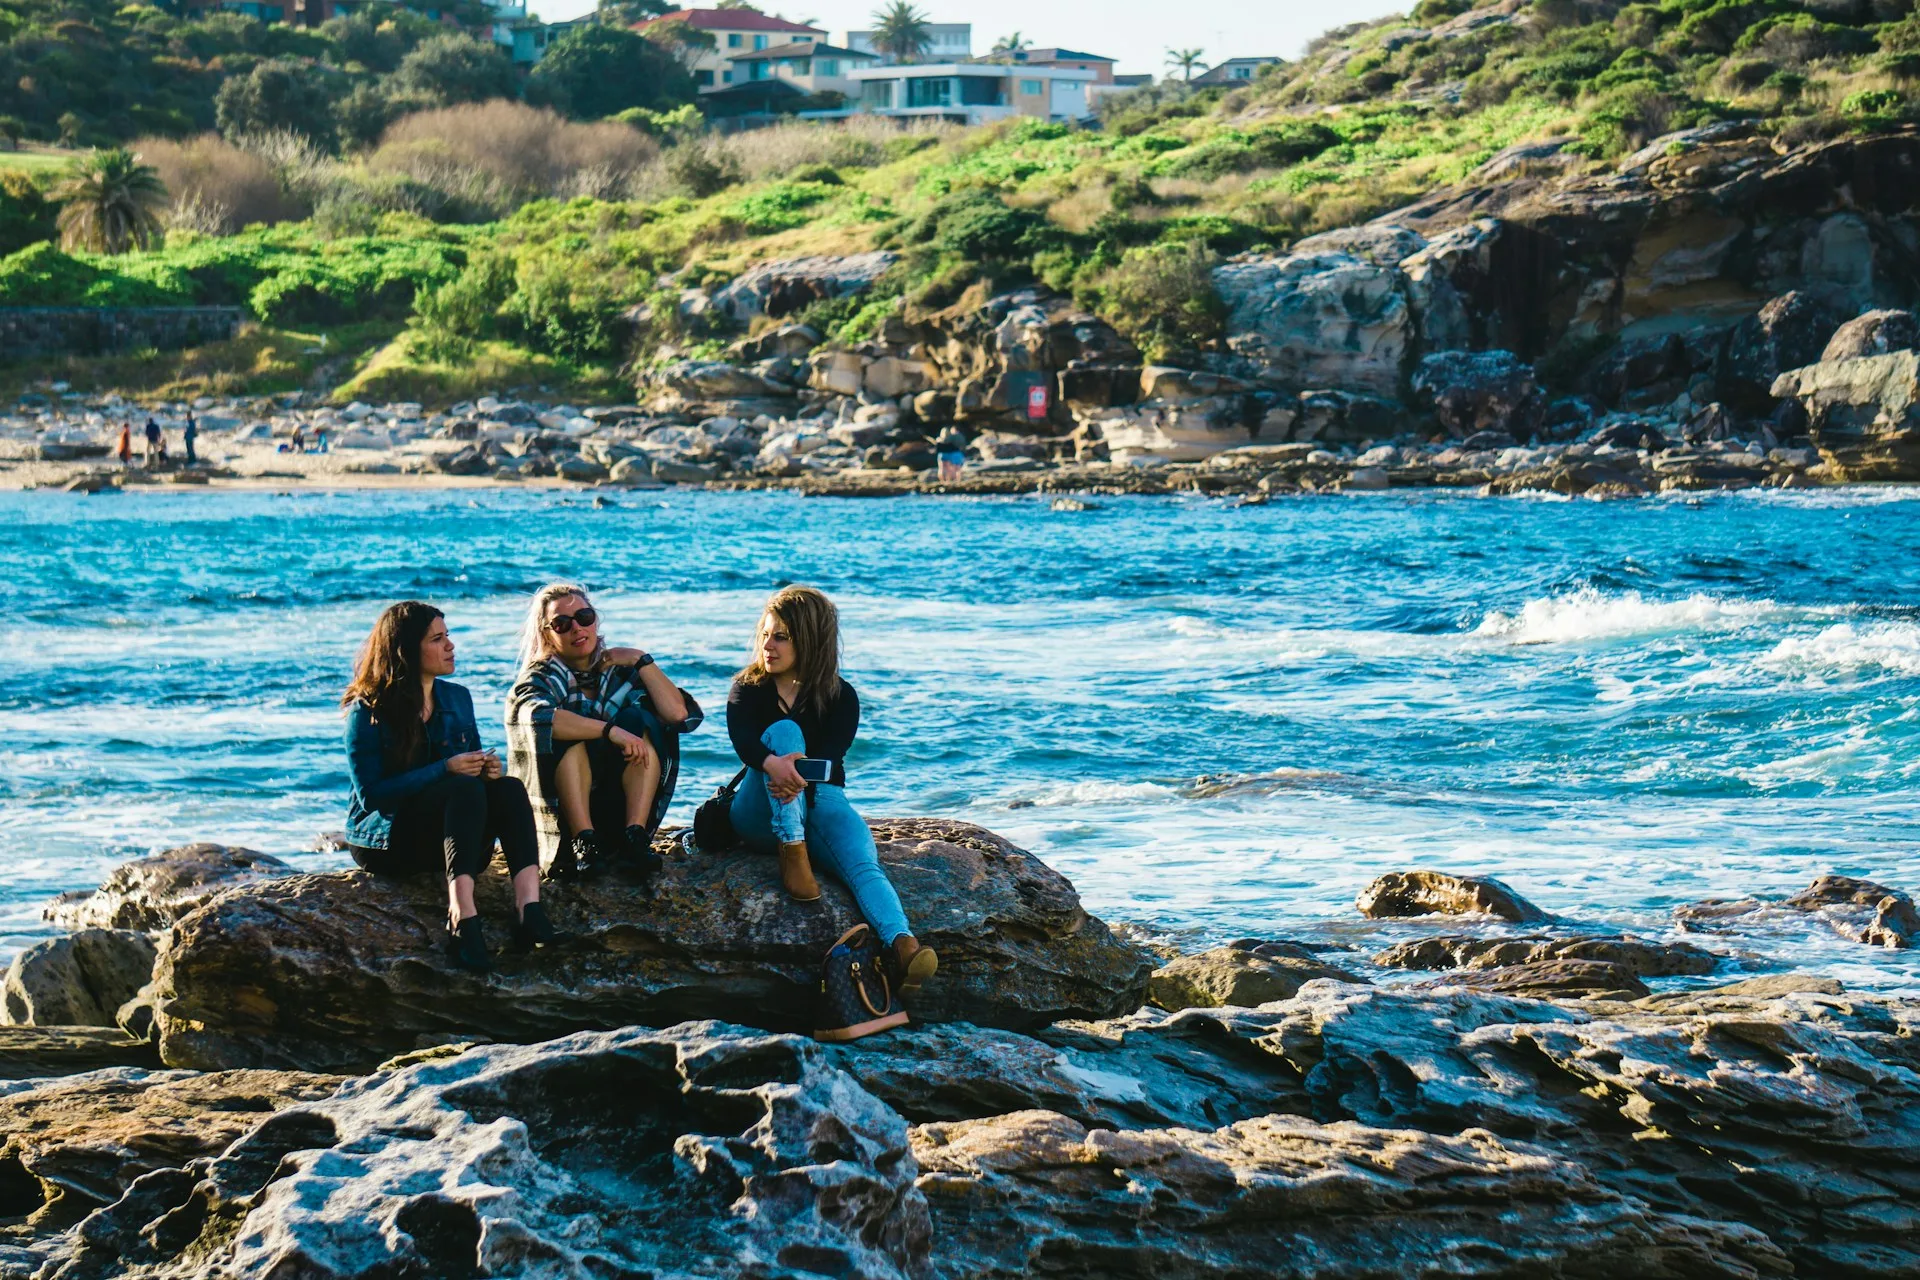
[2,486,1916,991]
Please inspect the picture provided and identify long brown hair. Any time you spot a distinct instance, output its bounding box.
[738,585,843,715]
[342,600,444,766]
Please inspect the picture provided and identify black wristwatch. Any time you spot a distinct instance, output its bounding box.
[601,720,616,741]
[634,652,655,669]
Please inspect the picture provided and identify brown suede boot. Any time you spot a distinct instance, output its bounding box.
[778,840,821,902]
[892,935,937,997]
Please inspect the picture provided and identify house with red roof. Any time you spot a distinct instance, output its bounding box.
[634,7,828,92]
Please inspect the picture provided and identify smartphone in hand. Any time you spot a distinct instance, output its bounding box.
[794,758,832,783]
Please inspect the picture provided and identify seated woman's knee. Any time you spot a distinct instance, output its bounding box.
[760,717,805,756]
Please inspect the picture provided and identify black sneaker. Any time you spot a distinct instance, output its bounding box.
[566,830,603,879]
[623,824,665,882]
[447,916,492,973]
[511,899,564,951]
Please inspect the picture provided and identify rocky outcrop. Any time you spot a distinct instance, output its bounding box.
[1373,933,1719,977]
[1771,348,1920,479]
[1410,348,1545,439]
[1147,941,1366,1011]
[42,844,291,932]
[1820,308,1920,362]
[152,820,1154,1072]
[1214,249,1411,397]
[1717,291,1848,413]
[1679,873,1919,948]
[708,251,898,324]
[1354,869,1551,922]
[0,1026,158,1080]
[1,930,156,1028]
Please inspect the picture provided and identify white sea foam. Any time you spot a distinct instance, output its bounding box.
[1474,588,1781,646]
[1017,780,1180,807]
[1762,622,1920,679]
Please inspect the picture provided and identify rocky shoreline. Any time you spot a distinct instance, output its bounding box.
[2,825,1915,1277]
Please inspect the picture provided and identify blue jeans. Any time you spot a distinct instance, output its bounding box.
[729,719,912,944]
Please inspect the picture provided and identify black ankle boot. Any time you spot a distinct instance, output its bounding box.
[512,899,563,951]
[623,824,664,881]
[567,830,602,879]
[447,916,491,973]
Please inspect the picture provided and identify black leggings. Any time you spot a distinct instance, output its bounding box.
[351,774,538,882]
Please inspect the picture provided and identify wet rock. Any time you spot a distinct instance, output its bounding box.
[43,844,293,933]
[710,251,898,324]
[1692,973,1845,998]
[1819,308,1920,363]
[1373,933,1718,977]
[431,445,489,476]
[1589,418,1669,451]
[649,457,717,484]
[652,359,795,402]
[1411,349,1545,440]
[1291,388,1403,443]
[1719,291,1850,413]
[1771,349,1920,480]
[911,1108,1785,1279]
[1786,874,1920,948]
[153,820,1155,1072]
[1422,958,1652,1000]
[1355,870,1550,923]
[0,1068,339,1226]
[0,1026,159,1080]
[1589,333,1691,408]
[2,930,157,1028]
[1147,943,1366,1011]
[554,454,607,482]
[1340,465,1390,491]
[35,1024,928,1280]
[1214,250,1410,396]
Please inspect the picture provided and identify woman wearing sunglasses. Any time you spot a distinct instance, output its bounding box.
[343,600,557,973]
[505,582,703,880]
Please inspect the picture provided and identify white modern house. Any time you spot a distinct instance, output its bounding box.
[840,22,971,63]
[847,62,1094,124]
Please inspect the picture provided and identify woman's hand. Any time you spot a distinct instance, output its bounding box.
[766,752,806,803]
[609,726,654,769]
[482,750,503,780]
[447,751,489,777]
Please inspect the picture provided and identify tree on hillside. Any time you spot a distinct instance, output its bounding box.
[598,0,673,24]
[525,26,696,119]
[1165,47,1205,82]
[215,60,342,149]
[641,16,719,70]
[320,5,439,74]
[52,148,166,254]
[989,32,1030,56]
[392,33,517,105]
[870,1,932,62]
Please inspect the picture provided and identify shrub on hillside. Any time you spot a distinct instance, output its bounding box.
[524,26,695,120]
[134,133,302,234]
[390,33,516,106]
[499,250,627,363]
[0,169,55,256]
[1086,240,1224,361]
[904,189,1055,261]
[369,102,659,217]
[215,59,345,150]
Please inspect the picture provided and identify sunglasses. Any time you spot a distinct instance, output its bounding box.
[545,607,597,635]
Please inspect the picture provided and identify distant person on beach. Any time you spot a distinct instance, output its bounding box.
[290,424,306,453]
[315,426,329,453]
[935,427,966,481]
[116,422,131,467]
[143,416,162,465]
[726,585,937,997]
[183,412,197,466]
[506,583,702,882]
[343,601,557,973]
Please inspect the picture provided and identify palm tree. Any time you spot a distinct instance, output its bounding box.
[1166,47,1206,83]
[990,31,1030,56]
[870,0,932,63]
[53,149,168,255]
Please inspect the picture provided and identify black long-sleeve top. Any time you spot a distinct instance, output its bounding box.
[727,675,859,787]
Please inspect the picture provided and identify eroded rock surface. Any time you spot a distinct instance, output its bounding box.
[0,1028,157,1081]
[153,819,1154,1072]
[1374,932,1719,976]
[1148,942,1367,1011]
[1355,869,1551,922]
[1,931,156,1028]
[1678,873,1919,949]
[42,844,290,933]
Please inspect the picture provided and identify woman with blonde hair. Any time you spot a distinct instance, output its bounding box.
[505,582,702,880]
[726,586,937,997]
[343,600,555,973]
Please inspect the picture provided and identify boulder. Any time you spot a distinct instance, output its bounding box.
[1420,957,1652,1000]
[1340,465,1390,491]
[1291,388,1402,443]
[2,929,158,1027]
[1373,933,1718,977]
[1147,943,1366,1011]
[1820,308,1920,362]
[1785,873,1919,948]
[863,355,937,399]
[430,446,490,476]
[709,251,898,324]
[1137,366,1253,402]
[43,843,292,932]
[650,458,718,484]
[152,820,1155,1072]
[1355,870,1550,923]
[1094,395,1281,462]
[554,454,607,483]
[1214,250,1411,395]
[653,360,795,402]
[32,1025,928,1280]
[606,456,662,486]
[1770,348,1920,479]
[727,322,823,362]
[1718,291,1849,413]
[1411,349,1545,439]
[0,1025,159,1080]
[808,348,868,396]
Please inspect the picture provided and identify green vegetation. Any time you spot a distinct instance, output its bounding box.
[2,0,1917,402]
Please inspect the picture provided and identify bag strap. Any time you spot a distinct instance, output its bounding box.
[721,767,748,796]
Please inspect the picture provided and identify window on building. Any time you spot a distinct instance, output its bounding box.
[817,58,838,75]
[748,60,766,79]
[792,58,811,75]
[906,76,952,107]
[861,79,895,108]
[695,69,713,85]
[958,76,1000,105]
[1232,65,1251,79]
[723,69,733,82]
[727,33,742,46]
[1019,79,1042,95]
[753,34,767,49]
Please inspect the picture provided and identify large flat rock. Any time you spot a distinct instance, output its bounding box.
[152,819,1153,1073]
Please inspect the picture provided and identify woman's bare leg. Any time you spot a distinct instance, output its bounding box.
[623,750,661,828]
[555,742,593,835]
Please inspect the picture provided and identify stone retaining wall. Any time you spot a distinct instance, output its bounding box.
[0,307,245,360]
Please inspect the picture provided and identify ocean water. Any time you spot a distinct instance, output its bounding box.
[2,485,1917,993]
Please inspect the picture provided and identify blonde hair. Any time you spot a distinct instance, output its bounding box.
[737,585,843,715]
[517,581,601,671]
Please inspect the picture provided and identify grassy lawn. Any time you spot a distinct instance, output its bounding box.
[0,147,77,174]
[0,321,402,404]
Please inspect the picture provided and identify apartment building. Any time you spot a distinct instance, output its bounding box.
[1192,56,1283,85]
[997,47,1116,84]
[839,23,971,63]
[726,41,883,98]
[847,61,1094,125]
[634,8,828,91]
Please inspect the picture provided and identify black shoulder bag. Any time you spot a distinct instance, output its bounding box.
[689,767,749,854]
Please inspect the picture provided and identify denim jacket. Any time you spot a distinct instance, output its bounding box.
[344,679,483,849]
